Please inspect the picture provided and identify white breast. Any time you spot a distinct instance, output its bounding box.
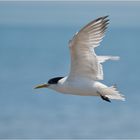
[50,77,101,96]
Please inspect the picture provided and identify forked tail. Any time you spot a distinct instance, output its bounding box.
[98,85,125,102]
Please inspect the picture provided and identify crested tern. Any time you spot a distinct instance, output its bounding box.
[35,16,125,102]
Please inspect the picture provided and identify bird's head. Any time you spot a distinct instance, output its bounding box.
[34,77,64,89]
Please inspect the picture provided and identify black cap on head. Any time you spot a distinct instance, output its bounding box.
[48,77,64,84]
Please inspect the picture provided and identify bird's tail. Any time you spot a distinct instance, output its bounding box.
[99,85,125,101]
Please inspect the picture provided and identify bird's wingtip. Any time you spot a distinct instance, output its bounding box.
[104,15,109,19]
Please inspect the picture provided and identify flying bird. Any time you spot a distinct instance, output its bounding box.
[35,16,125,102]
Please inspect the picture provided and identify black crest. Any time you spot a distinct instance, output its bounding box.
[48,77,64,84]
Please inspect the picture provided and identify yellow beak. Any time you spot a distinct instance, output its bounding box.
[34,83,49,89]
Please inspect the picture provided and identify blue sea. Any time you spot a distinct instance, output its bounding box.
[0,1,140,139]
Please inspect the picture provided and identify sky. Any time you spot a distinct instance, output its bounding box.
[0,1,140,138]
[0,1,140,28]
[1,1,140,138]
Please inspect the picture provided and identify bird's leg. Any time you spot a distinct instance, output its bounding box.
[97,91,111,103]
[100,95,111,102]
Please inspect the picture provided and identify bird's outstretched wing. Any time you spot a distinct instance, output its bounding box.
[67,16,119,81]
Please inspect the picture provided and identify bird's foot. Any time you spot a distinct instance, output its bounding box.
[100,95,111,102]
[97,91,111,102]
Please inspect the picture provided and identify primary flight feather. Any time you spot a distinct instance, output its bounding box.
[35,16,125,102]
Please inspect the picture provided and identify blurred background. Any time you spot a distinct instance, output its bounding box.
[0,1,140,139]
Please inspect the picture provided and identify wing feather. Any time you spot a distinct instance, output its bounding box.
[67,16,117,81]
